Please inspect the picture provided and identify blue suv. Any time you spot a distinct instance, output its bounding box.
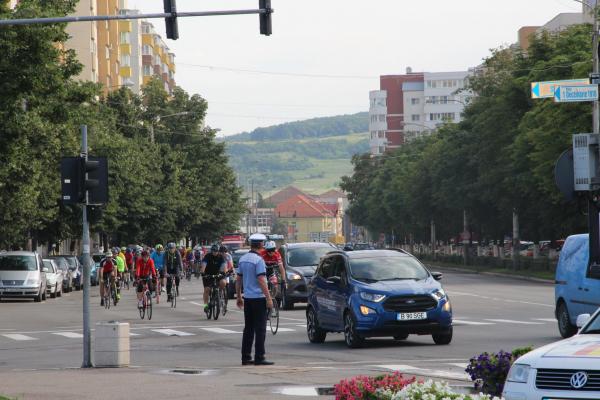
[306,249,452,348]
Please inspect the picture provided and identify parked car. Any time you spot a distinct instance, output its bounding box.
[353,242,374,251]
[58,255,82,290]
[554,234,600,338]
[279,242,338,309]
[0,251,47,302]
[503,309,600,400]
[49,256,73,293]
[42,259,63,298]
[306,249,452,348]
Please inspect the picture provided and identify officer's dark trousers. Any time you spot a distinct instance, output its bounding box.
[242,298,267,361]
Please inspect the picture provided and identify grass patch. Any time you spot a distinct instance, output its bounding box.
[289,158,354,193]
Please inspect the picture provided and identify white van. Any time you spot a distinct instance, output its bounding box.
[0,251,47,302]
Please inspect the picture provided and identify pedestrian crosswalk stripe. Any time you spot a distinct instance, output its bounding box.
[533,318,556,322]
[129,332,141,336]
[374,365,470,381]
[52,332,83,338]
[296,324,307,328]
[190,302,203,307]
[201,327,240,334]
[453,319,495,326]
[485,319,544,325]
[2,334,38,341]
[448,363,468,369]
[274,327,296,332]
[152,329,195,337]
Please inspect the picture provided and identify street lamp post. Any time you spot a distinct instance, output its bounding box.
[148,111,191,143]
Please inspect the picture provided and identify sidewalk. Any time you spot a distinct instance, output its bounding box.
[428,264,554,284]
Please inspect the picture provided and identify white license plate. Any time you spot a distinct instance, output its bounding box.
[397,312,427,321]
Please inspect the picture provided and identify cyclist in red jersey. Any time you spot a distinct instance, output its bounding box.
[261,241,287,292]
[135,250,157,308]
[99,251,116,307]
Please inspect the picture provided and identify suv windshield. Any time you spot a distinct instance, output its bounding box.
[287,247,332,267]
[62,257,78,271]
[0,255,37,271]
[349,257,429,282]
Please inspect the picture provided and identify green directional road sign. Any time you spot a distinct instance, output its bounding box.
[531,79,589,99]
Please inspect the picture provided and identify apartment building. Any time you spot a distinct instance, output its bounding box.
[141,21,176,94]
[96,0,120,92]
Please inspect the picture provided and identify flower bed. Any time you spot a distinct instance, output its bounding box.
[381,380,503,400]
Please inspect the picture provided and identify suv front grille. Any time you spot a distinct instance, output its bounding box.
[2,280,24,286]
[536,369,600,391]
[383,295,437,312]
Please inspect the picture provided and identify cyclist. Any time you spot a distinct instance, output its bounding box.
[125,247,134,282]
[164,242,183,302]
[261,241,287,298]
[151,244,166,292]
[220,245,234,291]
[135,250,157,309]
[193,246,203,277]
[185,247,194,275]
[99,251,117,307]
[112,247,126,300]
[118,247,126,264]
[201,244,227,313]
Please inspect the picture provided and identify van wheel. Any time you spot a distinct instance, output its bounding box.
[57,287,62,298]
[50,285,57,298]
[557,302,577,338]
[344,311,364,348]
[432,327,453,345]
[34,288,43,302]
[307,307,327,343]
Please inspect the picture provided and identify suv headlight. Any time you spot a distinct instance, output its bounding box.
[359,292,386,302]
[286,272,302,280]
[507,364,530,383]
[431,289,446,300]
[25,278,40,286]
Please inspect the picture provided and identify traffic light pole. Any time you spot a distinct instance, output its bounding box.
[590,4,600,268]
[80,125,93,368]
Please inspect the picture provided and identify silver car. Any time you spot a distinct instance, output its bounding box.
[0,251,47,302]
[42,259,63,298]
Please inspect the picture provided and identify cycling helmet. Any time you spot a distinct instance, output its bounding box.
[125,248,132,254]
[121,246,126,252]
[264,241,277,251]
[105,251,113,257]
[219,245,228,253]
[111,247,119,254]
[156,244,164,251]
[210,244,220,252]
[135,249,142,256]
[167,242,176,250]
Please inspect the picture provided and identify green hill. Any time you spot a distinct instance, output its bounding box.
[224,113,369,194]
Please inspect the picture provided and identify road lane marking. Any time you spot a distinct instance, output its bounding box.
[152,329,195,337]
[533,318,556,322]
[296,324,307,328]
[201,327,241,334]
[448,363,468,369]
[453,319,495,326]
[274,327,296,332]
[52,332,84,339]
[2,334,38,341]
[190,302,204,306]
[129,332,140,336]
[374,364,470,381]
[485,319,544,325]
[450,291,553,308]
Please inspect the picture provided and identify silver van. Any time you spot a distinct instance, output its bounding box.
[0,251,47,302]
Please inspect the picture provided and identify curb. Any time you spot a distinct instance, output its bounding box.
[427,265,554,284]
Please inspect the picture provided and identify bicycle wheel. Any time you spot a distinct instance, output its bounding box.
[206,290,213,320]
[222,288,228,316]
[147,292,153,320]
[269,300,279,335]
[212,288,220,320]
[139,296,146,319]
[105,285,110,309]
[171,285,176,308]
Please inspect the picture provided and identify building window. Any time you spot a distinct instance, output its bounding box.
[378,146,386,154]
[105,46,110,60]
[412,114,420,122]
[120,54,131,66]
[378,114,386,122]
[142,24,151,34]
[411,98,420,105]
[378,131,385,138]
[429,112,456,121]
[142,45,152,55]
[119,32,130,44]
[143,64,152,76]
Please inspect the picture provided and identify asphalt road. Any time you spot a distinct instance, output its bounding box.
[0,269,559,399]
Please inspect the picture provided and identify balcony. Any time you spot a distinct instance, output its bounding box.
[120,66,132,78]
[118,21,132,32]
[119,43,131,54]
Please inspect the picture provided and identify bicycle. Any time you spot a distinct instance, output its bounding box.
[267,272,280,335]
[185,264,192,281]
[167,274,178,309]
[103,277,111,309]
[154,275,162,304]
[138,278,153,320]
[204,274,225,320]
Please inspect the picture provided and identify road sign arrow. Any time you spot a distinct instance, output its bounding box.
[532,83,540,98]
[555,88,561,101]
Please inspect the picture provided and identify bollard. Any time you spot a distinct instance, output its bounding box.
[94,321,130,367]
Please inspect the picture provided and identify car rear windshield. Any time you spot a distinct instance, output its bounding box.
[63,257,77,270]
[287,247,332,267]
[349,257,429,282]
[0,255,37,271]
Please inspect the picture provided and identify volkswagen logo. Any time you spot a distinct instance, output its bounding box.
[11,281,15,285]
[570,371,588,389]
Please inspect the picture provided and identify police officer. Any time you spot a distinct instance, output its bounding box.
[236,233,274,366]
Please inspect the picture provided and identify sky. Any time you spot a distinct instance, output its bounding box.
[130,0,583,136]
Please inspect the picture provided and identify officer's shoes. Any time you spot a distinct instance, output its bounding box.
[254,359,274,366]
[241,359,254,366]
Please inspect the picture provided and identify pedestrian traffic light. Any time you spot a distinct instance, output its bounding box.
[61,157,81,205]
[81,156,108,205]
[164,0,179,40]
[259,0,272,36]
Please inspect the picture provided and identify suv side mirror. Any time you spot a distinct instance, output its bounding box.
[431,272,443,281]
[327,276,341,285]
[577,313,591,328]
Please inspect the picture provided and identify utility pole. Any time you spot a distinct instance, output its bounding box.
[462,210,469,266]
[512,209,520,270]
[430,220,436,260]
[80,125,92,368]
[149,124,154,144]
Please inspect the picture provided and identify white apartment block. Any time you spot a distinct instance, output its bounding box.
[422,71,471,132]
[64,0,99,83]
[402,81,426,142]
[369,90,388,155]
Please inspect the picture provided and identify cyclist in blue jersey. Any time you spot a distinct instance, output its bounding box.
[152,244,166,293]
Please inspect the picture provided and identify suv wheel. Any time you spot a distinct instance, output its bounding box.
[307,307,326,343]
[344,311,364,348]
[34,287,43,302]
[50,284,57,298]
[557,302,577,338]
[432,326,453,345]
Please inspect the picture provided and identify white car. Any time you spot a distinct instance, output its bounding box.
[42,259,63,298]
[503,312,600,400]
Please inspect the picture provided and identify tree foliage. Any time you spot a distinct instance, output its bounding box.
[341,24,592,243]
[0,1,244,248]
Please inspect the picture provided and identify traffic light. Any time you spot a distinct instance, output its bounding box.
[259,0,272,36]
[164,0,179,40]
[60,156,108,205]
